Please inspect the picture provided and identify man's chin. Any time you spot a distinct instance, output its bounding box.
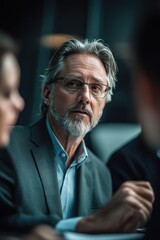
[67,122,91,137]
[74,115,84,122]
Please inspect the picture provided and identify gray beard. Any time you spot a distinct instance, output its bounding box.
[49,104,102,137]
[50,107,92,137]
[48,90,102,137]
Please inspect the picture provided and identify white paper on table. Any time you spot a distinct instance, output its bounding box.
[63,232,144,240]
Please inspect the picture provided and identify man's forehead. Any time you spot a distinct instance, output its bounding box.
[62,53,106,74]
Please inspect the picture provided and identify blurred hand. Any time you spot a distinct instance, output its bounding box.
[24,225,62,240]
[76,181,154,233]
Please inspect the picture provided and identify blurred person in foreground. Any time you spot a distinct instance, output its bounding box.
[0,31,61,240]
[0,38,154,235]
[132,9,160,240]
[0,31,24,147]
[108,8,160,240]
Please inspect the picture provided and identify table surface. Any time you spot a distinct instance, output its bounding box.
[63,232,145,240]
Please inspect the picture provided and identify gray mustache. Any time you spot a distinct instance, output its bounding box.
[68,104,92,119]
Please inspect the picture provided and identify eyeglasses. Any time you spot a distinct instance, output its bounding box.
[55,77,111,99]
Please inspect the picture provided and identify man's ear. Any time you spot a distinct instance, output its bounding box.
[43,86,51,105]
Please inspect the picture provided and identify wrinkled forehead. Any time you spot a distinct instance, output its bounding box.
[61,53,108,82]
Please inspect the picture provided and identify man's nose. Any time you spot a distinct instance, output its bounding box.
[77,84,91,104]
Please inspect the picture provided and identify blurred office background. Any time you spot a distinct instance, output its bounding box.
[0,0,160,161]
[0,0,158,159]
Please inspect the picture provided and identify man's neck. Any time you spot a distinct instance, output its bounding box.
[47,113,84,166]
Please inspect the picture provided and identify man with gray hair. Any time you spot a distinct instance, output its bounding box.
[0,38,154,235]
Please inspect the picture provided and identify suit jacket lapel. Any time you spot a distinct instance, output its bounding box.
[30,119,63,218]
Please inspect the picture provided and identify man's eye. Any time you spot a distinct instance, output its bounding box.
[91,84,102,92]
[66,80,82,88]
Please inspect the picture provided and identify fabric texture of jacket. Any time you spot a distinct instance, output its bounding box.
[0,118,112,233]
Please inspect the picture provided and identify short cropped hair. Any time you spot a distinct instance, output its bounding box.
[40,38,118,117]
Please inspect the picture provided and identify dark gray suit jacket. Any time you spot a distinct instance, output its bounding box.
[0,118,112,233]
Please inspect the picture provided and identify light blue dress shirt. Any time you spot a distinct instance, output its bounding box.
[46,119,87,231]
